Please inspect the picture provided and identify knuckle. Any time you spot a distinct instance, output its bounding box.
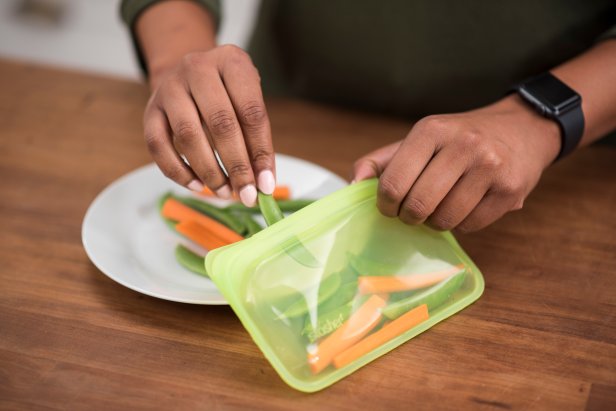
[174,121,200,145]
[226,161,252,177]
[498,177,524,197]
[250,146,273,167]
[162,164,186,182]
[417,115,447,132]
[353,158,365,170]
[456,223,474,233]
[457,217,484,233]
[238,101,267,127]
[144,133,163,155]
[354,157,379,175]
[221,44,243,55]
[428,212,456,231]
[221,44,249,64]
[476,144,504,170]
[197,166,221,184]
[460,130,482,148]
[378,177,405,204]
[209,110,238,136]
[401,196,429,221]
[181,52,207,71]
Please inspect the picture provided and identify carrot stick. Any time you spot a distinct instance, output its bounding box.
[358,264,465,295]
[175,220,229,250]
[307,294,388,374]
[271,186,290,200]
[200,185,291,200]
[332,304,429,369]
[162,198,243,243]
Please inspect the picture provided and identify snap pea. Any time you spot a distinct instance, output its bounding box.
[347,252,403,276]
[315,277,358,314]
[277,272,341,319]
[300,266,361,342]
[382,271,465,320]
[225,199,315,214]
[258,192,285,225]
[282,240,322,268]
[238,212,263,237]
[174,195,246,234]
[174,244,208,278]
[258,192,322,268]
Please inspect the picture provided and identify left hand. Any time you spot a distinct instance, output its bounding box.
[353,95,562,232]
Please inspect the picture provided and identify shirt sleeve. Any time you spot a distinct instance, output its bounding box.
[119,0,222,75]
[596,24,616,42]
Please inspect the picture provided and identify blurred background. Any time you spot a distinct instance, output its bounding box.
[0,0,259,79]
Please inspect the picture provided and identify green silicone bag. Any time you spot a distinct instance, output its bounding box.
[205,179,484,392]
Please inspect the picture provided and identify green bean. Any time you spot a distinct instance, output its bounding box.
[174,244,208,278]
[382,271,465,320]
[225,199,315,214]
[174,195,246,234]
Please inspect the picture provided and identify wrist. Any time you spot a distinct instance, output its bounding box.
[492,94,562,168]
[135,0,217,91]
[148,60,178,90]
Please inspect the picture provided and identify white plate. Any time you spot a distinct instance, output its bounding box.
[82,154,348,304]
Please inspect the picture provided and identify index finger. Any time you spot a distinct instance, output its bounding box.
[377,125,437,217]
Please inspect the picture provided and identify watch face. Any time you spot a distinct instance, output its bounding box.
[522,73,581,115]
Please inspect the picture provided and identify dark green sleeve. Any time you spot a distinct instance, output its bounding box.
[119,0,221,75]
[597,25,616,42]
[596,24,616,145]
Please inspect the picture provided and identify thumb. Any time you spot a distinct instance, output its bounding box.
[352,141,401,183]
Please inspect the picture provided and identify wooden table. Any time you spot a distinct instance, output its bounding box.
[1,59,614,410]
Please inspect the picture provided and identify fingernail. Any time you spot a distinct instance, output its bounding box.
[215,184,232,200]
[187,179,204,192]
[258,170,276,195]
[239,184,257,207]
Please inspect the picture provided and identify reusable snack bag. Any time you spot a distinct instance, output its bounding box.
[205,179,484,392]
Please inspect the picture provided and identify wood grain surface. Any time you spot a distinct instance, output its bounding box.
[0,59,614,410]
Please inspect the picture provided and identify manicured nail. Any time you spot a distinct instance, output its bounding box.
[187,179,204,192]
[258,170,276,195]
[216,184,232,200]
[239,184,257,207]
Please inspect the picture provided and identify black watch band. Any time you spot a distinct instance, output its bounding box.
[557,104,585,158]
[513,72,584,161]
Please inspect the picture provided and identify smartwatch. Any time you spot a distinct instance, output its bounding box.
[512,72,584,160]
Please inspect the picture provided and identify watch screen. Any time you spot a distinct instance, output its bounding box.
[523,73,580,114]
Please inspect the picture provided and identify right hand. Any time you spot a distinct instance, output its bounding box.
[143,45,275,207]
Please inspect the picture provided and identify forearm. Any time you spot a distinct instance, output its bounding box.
[135,0,216,89]
[551,39,616,146]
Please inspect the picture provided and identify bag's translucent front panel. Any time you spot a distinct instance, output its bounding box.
[242,200,477,381]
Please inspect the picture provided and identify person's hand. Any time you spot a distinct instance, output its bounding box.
[353,95,562,232]
[143,45,274,206]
